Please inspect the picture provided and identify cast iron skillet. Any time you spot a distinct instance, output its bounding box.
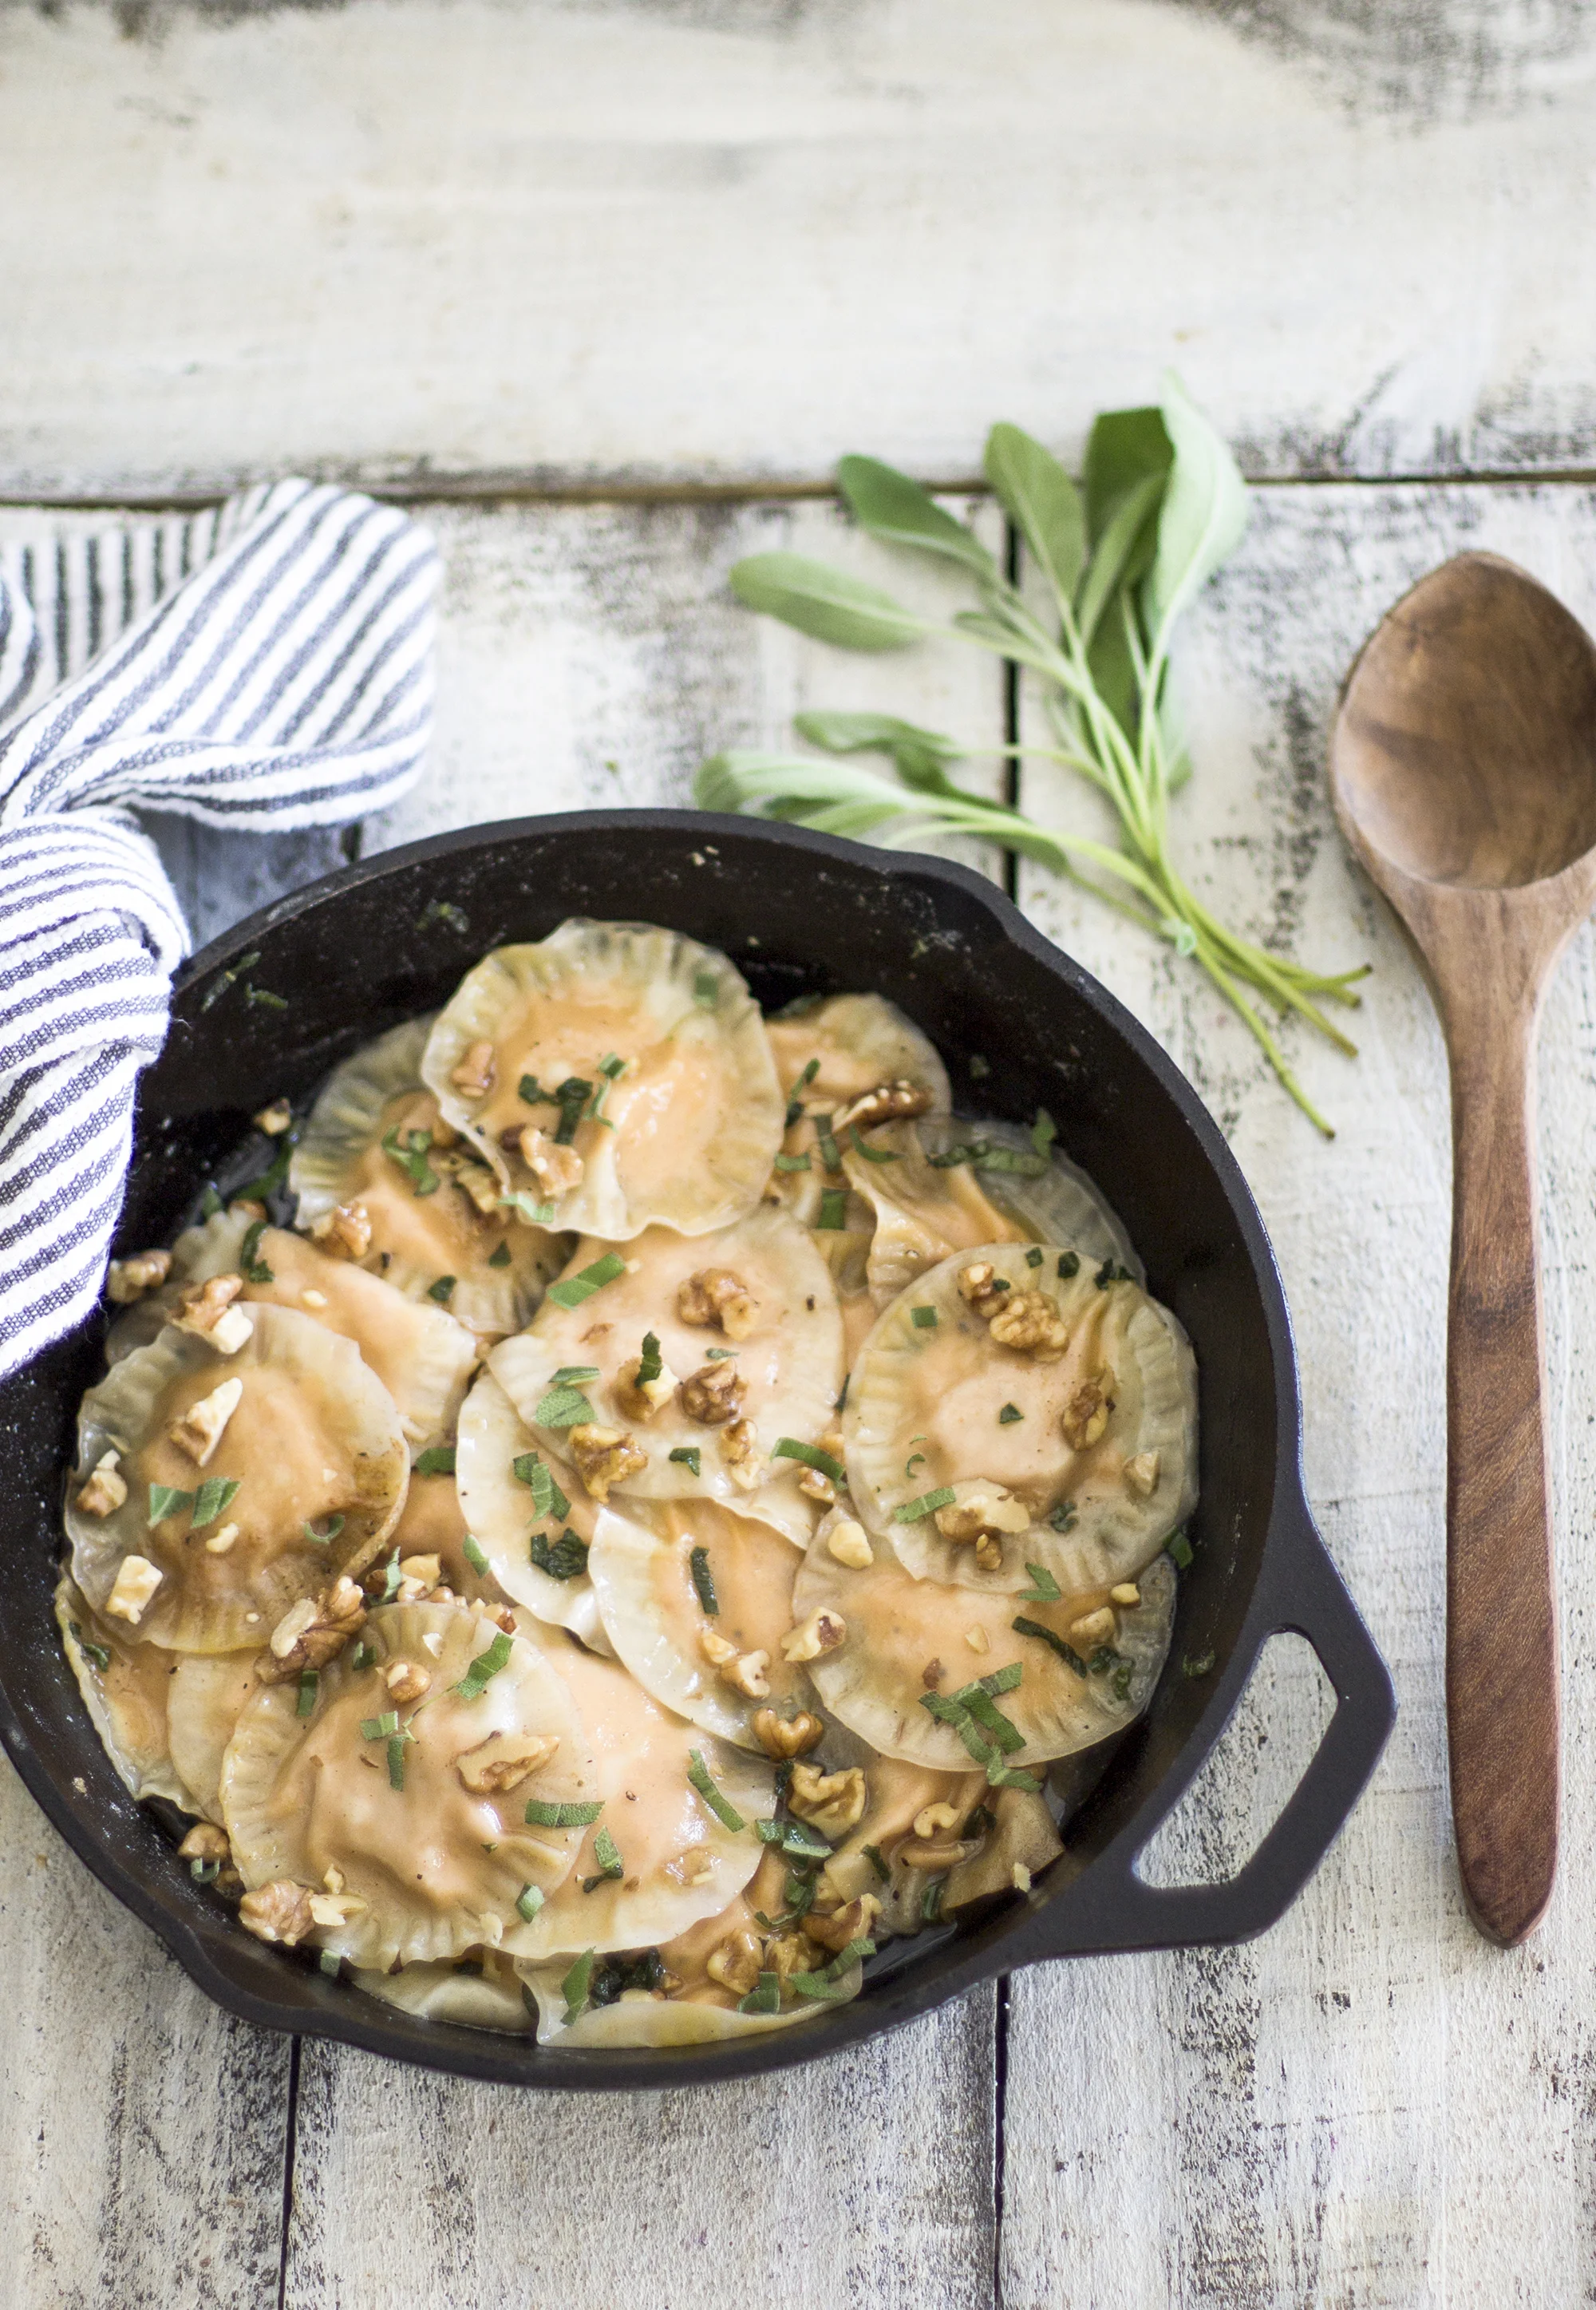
[0,812,1394,2090]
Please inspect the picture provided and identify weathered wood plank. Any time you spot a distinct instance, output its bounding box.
[0,1755,291,2310]
[1001,483,1596,2307]
[1,0,1594,498]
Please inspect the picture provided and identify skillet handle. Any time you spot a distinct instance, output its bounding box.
[1012,1492,1395,1961]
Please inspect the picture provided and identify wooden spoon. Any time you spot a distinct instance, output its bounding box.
[1330,550,1596,1944]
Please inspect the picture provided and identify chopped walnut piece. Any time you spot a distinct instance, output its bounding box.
[1124,1450,1159,1497]
[750,1707,825,1759]
[204,1522,240,1555]
[179,1823,231,1864]
[676,1267,759,1339]
[805,1893,882,1953]
[308,1890,368,1928]
[779,1608,847,1664]
[398,1554,442,1591]
[762,1931,824,1983]
[451,1159,504,1216]
[253,1099,293,1136]
[988,1289,1070,1359]
[75,1451,127,1518]
[239,1880,314,1947]
[105,1555,162,1625]
[678,1361,746,1426]
[1110,1582,1142,1607]
[1061,1371,1115,1450]
[705,1928,764,1996]
[788,1762,867,1837]
[519,1127,584,1197]
[106,1248,172,1304]
[698,1628,738,1667]
[665,1845,718,1888]
[1012,1862,1033,1893]
[567,1422,646,1501]
[720,1418,766,1491]
[957,1261,1011,1319]
[934,1489,1030,1545]
[455,1729,559,1794]
[167,1375,243,1468]
[722,1649,771,1700]
[451,1039,496,1099]
[922,1658,944,1688]
[974,1535,1003,1573]
[796,1465,836,1505]
[613,1351,678,1422]
[1069,1606,1116,1647]
[836,1079,934,1132]
[383,1659,432,1703]
[965,1624,991,1654]
[172,1272,255,1355]
[826,1519,873,1569]
[255,1576,366,1683]
[309,1201,373,1263]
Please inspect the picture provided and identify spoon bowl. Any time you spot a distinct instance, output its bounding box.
[1331,550,1596,1945]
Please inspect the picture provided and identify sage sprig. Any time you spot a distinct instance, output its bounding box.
[696,374,1366,1134]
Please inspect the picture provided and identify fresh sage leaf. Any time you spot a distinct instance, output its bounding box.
[984,421,1084,607]
[835,453,995,577]
[727,553,929,651]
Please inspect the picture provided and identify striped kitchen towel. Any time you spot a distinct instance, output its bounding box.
[0,477,438,1382]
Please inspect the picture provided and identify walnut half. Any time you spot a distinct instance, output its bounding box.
[678,1361,745,1426]
[677,1267,758,1340]
[239,1880,314,1947]
[567,1423,647,1501]
[256,1576,367,1683]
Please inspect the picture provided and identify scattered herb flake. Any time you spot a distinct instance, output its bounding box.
[500,1191,558,1225]
[530,1529,589,1581]
[488,1240,512,1268]
[738,1970,782,2015]
[687,1748,745,1833]
[1017,1564,1063,1603]
[910,1305,938,1330]
[998,1402,1024,1425]
[535,1382,596,1429]
[689,1546,719,1616]
[638,1330,663,1386]
[462,1533,490,1576]
[69,1623,111,1673]
[1012,1615,1087,1675]
[816,1188,847,1230]
[297,1668,318,1717]
[516,1883,546,1923]
[191,1476,240,1530]
[670,1446,701,1478]
[302,1513,345,1546]
[693,970,720,1008]
[583,1826,624,1892]
[1095,1258,1133,1288]
[1182,1650,1216,1679]
[905,1452,926,1477]
[1057,1251,1080,1279]
[863,1843,891,1885]
[381,1125,439,1197]
[361,1710,401,1741]
[784,1058,820,1126]
[1167,1529,1195,1571]
[816,1117,841,1171]
[414,1445,456,1477]
[519,1073,550,1108]
[200,1185,223,1218]
[428,1275,457,1305]
[895,1485,956,1525]
[772,1437,845,1486]
[527,1798,604,1829]
[848,1125,899,1165]
[561,1947,597,2025]
[546,1252,626,1309]
[1048,1499,1079,1533]
[1031,1107,1057,1160]
[417,897,469,932]
[148,1483,194,1525]
[773,1152,812,1173]
[454,1629,514,1700]
[244,983,288,1011]
[239,1218,274,1284]
[351,1642,377,1671]
[922,1877,946,1924]
[513,1452,569,1521]
[378,1550,403,1604]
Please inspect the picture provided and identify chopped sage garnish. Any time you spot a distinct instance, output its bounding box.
[773,1152,812,1173]
[1017,1563,1063,1603]
[784,1057,820,1125]
[297,1667,318,1717]
[428,1275,457,1304]
[1048,1499,1079,1533]
[526,1798,604,1828]
[530,1529,588,1581]
[462,1533,490,1576]
[863,1843,891,1885]
[637,1330,663,1386]
[417,897,469,932]
[148,1483,195,1525]
[382,1125,439,1197]
[535,1378,597,1427]
[910,1305,938,1329]
[669,1446,701,1478]
[239,1217,273,1284]
[514,1452,570,1521]
[772,1437,845,1486]
[738,1969,782,2015]
[488,1240,512,1268]
[516,1883,546,1923]
[1012,1615,1087,1675]
[895,1485,956,1524]
[693,970,720,1008]
[546,1252,627,1310]
[847,1125,899,1165]
[816,1188,847,1229]
[998,1402,1024,1425]
[552,1076,594,1144]
[1025,1246,1045,1268]
[583,1825,624,1892]
[414,1445,456,1477]
[191,1476,240,1529]
[1057,1251,1080,1279]
[70,1623,112,1672]
[302,1514,345,1546]
[1182,1650,1216,1679]
[686,1748,745,1833]
[453,1629,514,1700]
[1167,1529,1194,1571]
[689,1546,719,1616]
[500,1191,558,1225]
[560,1946,597,2024]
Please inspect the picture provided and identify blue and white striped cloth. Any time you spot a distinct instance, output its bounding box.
[0,478,438,1382]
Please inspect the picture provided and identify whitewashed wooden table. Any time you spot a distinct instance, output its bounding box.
[5,4,1596,2302]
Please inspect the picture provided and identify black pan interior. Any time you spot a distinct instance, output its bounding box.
[0,813,1289,2090]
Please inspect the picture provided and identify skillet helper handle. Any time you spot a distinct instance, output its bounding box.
[1020,1496,1393,1960]
[1443,996,1559,1945]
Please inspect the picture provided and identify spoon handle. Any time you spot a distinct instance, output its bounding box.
[1445,999,1559,1944]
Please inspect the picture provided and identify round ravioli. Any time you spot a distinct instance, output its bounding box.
[846,1240,1196,1592]
[167,1651,263,1821]
[290,1015,563,1336]
[55,1576,191,1809]
[792,1528,1177,1769]
[454,1370,610,1647]
[420,920,784,1241]
[808,1744,991,1935]
[764,992,950,1227]
[842,1116,1139,1310]
[488,1205,843,1546]
[503,1630,776,1960]
[354,1950,531,2033]
[69,1305,408,1653]
[155,1208,477,1453]
[587,1499,808,1746]
[221,1600,595,1970]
